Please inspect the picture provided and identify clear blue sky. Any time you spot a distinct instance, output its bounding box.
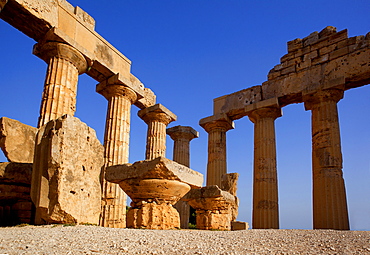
[0,0,369,230]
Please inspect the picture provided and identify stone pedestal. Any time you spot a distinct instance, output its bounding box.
[31,115,104,225]
[138,104,176,160]
[249,107,281,229]
[106,157,203,230]
[304,89,349,230]
[96,81,138,228]
[184,185,237,230]
[200,114,234,187]
[33,42,88,128]
[167,125,199,229]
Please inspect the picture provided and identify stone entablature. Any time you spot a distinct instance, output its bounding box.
[0,0,155,109]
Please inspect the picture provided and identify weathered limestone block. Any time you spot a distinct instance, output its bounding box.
[0,162,33,226]
[213,86,262,119]
[106,157,203,230]
[231,221,249,230]
[0,117,37,163]
[221,173,239,196]
[31,115,104,225]
[184,185,237,230]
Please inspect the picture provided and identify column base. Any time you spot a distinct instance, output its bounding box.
[127,202,180,230]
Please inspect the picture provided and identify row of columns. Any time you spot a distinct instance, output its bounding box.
[30,40,156,228]
[32,40,188,228]
[17,35,349,230]
[201,88,349,230]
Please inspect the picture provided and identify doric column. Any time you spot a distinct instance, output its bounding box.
[248,107,281,229]
[304,89,349,230]
[200,115,234,188]
[96,81,137,228]
[167,125,199,167]
[167,125,199,229]
[138,104,176,160]
[33,42,88,128]
[0,0,8,12]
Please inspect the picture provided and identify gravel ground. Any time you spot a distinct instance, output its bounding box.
[0,225,369,254]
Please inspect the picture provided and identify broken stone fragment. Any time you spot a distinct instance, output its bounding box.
[221,173,239,196]
[31,115,103,225]
[183,185,238,230]
[183,185,236,210]
[0,117,37,163]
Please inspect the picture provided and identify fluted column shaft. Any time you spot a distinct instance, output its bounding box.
[167,126,199,167]
[97,82,137,228]
[304,89,349,230]
[202,118,234,188]
[249,107,281,229]
[139,104,176,160]
[167,126,199,229]
[34,42,87,128]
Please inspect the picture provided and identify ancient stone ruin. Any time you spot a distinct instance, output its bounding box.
[0,0,369,230]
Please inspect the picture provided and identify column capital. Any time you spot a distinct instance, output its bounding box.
[200,114,234,133]
[138,104,177,125]
[96,81,137,104]
[33,42,88,74]
[0,0,8,11]
[167,125,199,142]
[303,89,344,111]
[248,106,282,124]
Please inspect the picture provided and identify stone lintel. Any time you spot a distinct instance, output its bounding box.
[138,104,177,123]
[33,41,88,74]
[199,113,234,132]
[166,125,199,140]
[38,26,132,83]
[244,97,280,116]
[106,157,203,188]
[213,85,262,120]
[302,77,345,97]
